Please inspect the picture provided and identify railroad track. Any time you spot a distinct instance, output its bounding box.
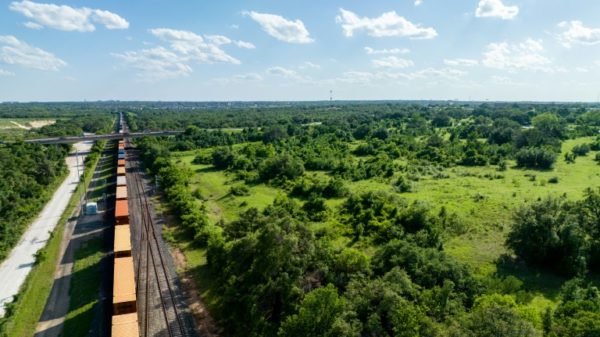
[123,139,196,337]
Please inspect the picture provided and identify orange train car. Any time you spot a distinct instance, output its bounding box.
[117,166,126,176]
[118,159,125,167]
[111,312,139,337]
[115,200,129,225]
[114,225,132,258]
[116,186,127,200]
[113,256,137,315]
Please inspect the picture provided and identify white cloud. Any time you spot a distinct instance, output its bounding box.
[233,73,262,81]
[482,39,553,72]
[336,67,465,85]
[336,9,437,39]
[244,11,313,44]
[235,40,256,49]
[267,66,299,78]
[403,68,467,81]
[205,35,232,45]
[299,61,321,69]
[150,28,241,64]
[91,9,129,30]
[557,21,600,48]
[372,56,414,69]
[114,28,250,80]
[365,47,410,55]
[475,0,519,20]
[112,47,192,81]
[23,21,42,29]
[0,69,15,76]
[0,35,66,71]
[266,66,312,83]
[443,58,479,67]
[414,0,423,6]
[9,0,129,32]
[213,72,263,85]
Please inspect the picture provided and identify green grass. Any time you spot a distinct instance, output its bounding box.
[174,155,281,224]
[169,137,600,316]
[0,143,103,337]
[61,239,105,337]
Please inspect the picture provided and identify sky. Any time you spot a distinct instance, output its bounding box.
[1,0,600,102]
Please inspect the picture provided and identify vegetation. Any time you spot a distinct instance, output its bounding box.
[62,239,105,337]
[0,143,69,261]
[0,139,104,337]
[127,102,600,337]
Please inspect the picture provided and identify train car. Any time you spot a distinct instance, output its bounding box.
[111,312,139,337]
[116,186,128,200]
[113,256,137,315]
[114,225,132,258]
[118,159,125,167]
[117,166,126,176]
[118,152,125,160]
[115,200,129,225]
[117,176,126,187]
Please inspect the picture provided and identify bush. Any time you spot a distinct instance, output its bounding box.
[572,144,590,157]
[230,184,250,196]
[258,154,305,182]
[393,175,413,193]
[212,147,236,169]
[548,177,559,184]
[515,147,557,170]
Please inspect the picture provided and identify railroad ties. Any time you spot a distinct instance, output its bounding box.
[111,114,194,337]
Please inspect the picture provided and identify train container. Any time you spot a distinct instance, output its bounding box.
[114,225,132,258]
[113,256,137,315]
[118,159,125,167]
[118,153,125,160]
[118,148,125,156]
[117,176,126,187]
[117,166,126,176]
[115,200,129,225]
[111,312,139,337]
[116,186,128,200]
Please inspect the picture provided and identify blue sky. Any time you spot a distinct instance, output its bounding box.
[1,0,600,101]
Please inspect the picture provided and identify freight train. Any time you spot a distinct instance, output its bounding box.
[111,138,140,336]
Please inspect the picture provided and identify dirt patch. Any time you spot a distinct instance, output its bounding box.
[170,246,222,337]
[10,121,30,130]
[28,120,56,129]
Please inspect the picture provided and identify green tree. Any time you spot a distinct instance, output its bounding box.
[278,285,346,337]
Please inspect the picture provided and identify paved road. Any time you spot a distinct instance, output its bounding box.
[0,140,93,317]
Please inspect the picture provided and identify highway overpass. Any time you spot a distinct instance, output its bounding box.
[19,131,183,144]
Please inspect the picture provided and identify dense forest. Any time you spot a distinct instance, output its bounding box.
[129,102,600,337]
[0,107,114,261]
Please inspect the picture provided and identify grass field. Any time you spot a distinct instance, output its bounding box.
[169,136,600,315]
[61,239,105,337]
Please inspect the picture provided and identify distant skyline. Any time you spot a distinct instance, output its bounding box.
[2,0,600,102]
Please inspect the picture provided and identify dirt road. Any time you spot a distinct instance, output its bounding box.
[0,141,93,317]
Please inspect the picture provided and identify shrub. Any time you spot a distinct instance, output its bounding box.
[258,154,305,182]
[572,144,591,157]
[393,175,413,193]
[515,147,557,170]
[212,147,236,169]
[230,184,250,196]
